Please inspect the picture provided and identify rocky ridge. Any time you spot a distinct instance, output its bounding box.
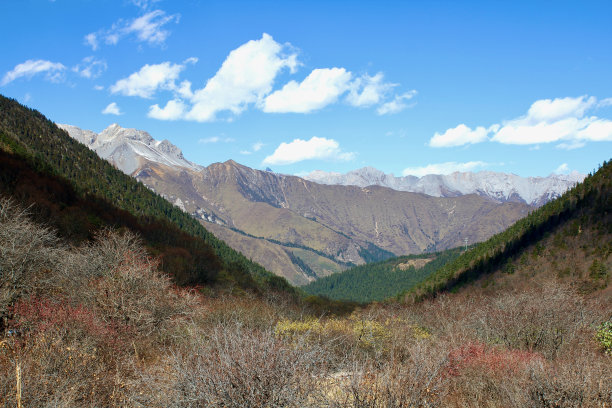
[305,167,584,206]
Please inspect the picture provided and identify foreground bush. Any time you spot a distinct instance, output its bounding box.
[132,321,328,408]
[1,196,610,407]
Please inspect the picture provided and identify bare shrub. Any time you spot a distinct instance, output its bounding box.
[329,339,447,408]
[134,321,328,408]
[470,283,597,359]
[63,229,198,340]
[0,197,59,323]
[529,349,612,408]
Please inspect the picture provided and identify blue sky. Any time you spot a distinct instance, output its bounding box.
[1,0,611,177]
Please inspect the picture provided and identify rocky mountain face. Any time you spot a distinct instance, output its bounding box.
[57,123,201,174]
[305,167,584,206]
[60,124,532,285]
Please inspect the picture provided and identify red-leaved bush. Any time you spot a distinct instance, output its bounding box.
[10,296,122,349]
[445,341,543,378]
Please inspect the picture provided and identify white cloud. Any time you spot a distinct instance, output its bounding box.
[136,34,414,122]
[599,97,612,107]
[263,68,352,113]
[72,56,107,79]
[85,10,179,50]
[110,61,185,98]
[148,99,186,120]
[185,33,298,121]
[130,0,161,10]
[263,136,355,165]
[240,142,265,154]
[554,163,570,174]
[429,124,490,147]
[376,90,417,115]
[402,161,488,177]
[491,96,611,145]
[102,102,122,115]
[527,96,596,122]
[240,141,265,155]
[252,141,264,152]
[346,72,395,107]
[1,59,66,85]
[556,140,585,150]
[84,33,99,51]
[198,136,235,144]
[94,85,104,91]
[183,57,198,65]
[430,95,612,148]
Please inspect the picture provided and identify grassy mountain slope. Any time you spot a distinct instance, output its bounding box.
[303,247,464,302]
[133,158,530,283]
[134,160,385,283]
[403,159,612,302]
[205,222,346,286]
[0,94,290,292]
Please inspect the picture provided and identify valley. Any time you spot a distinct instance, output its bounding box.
[2,2,611,405]
[59,123,551,285]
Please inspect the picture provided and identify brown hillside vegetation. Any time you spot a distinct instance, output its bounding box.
[134,159,531,284]
[1,192,610,407]
[403,159,612,303]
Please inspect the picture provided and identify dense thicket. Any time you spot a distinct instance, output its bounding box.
[404,159,612,301]
[2,200,609,406]
[303,248,463,302]
[0,94,292,293]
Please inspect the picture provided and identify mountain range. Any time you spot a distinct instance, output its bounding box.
[305,167,584,206]
[58,123,573,285]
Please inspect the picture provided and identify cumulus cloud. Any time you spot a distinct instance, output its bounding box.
[263,136,355,165]
[491,96,612,145]
[402,161,488,177]
[346,72,394,107]
[148,99,186,120]
[110,61,186,98]
[72,56,107,79]
[431,95,612,148]
[429,124,491,148]
[1,59,66,85]
[127,34,414,121]
[263,68,352,113]
[102,102,122,115]
[376,90,417,115]
[185,33,298,121]
[85,10,179,50]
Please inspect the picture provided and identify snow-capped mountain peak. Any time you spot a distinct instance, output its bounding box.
[58,123,201,175]
[304,167,585,206]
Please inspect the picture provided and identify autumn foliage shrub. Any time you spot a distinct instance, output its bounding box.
[10,296,121,350]
[445,341,543,378]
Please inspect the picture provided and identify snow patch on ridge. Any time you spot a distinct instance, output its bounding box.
[58,123,201,175]
[304,167,585,206]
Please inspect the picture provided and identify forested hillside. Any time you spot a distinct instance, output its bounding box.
[304,248,463,302]
[0,95,290,292]
[404,159,612,302]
